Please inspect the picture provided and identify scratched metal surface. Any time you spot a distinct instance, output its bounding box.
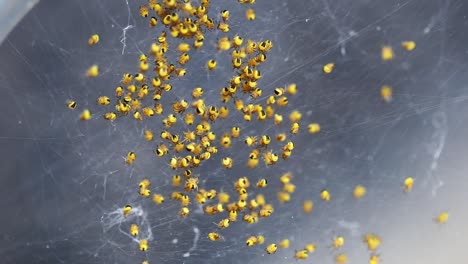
[0,0,467,263]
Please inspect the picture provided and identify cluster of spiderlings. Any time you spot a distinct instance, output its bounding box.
[70,0,319,260]
[65,1,452,263]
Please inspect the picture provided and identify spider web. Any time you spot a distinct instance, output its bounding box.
[0,0,467,263]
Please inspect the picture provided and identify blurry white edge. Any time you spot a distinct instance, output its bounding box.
[0,0,39,45]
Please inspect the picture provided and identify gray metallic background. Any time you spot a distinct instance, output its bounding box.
[0,0,467,263]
